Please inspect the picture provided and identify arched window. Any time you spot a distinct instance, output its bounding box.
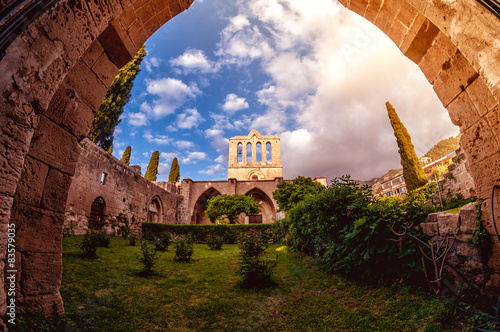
[252,175,259,181]
[266,142,272,162]
[247,143,252,162]
[256,142,262,162]
[148,197,162,223]
[237,143,243,162]
[89,196,105,229]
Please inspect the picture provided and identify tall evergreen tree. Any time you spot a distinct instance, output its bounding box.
[168,157,180,183]
[145,150,160,181]
[88,45,147,150]
[120,146,132,165]
[386,102,428,191]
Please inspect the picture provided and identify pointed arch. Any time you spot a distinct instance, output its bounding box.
[147,195,163,223]
[89,196,106,229]
[191,188,221,224]
[245,188,276,224]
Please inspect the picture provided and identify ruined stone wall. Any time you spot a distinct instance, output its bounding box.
[64,139,182,235]
[435,145,477,202]
[420,203,495,293]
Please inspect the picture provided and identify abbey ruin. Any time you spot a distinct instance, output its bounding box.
[1,0,500,320]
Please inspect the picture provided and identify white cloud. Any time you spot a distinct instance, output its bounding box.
[199,164,225,175]
[128,112,149,127]
[221,93,249,113]
[182,151,208,164]
[176,140,196,149]
[176,108,205,129]
[144,57,161,73]
[160,152,178,162]
[143,130,172,145]
[205,128,224,138]
[170,49,220,74]
[158,162,170,178]
[141,78,201,120]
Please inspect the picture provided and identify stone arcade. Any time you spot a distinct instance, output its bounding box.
[1,0,500,319]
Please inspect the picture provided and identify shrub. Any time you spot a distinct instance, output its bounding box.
[206,228,225,250]
[129,233,137,246]
[138,240,160,275]
[173,235,194,262]
[237,228,277,289]
[286,175,429,282]
[92,230,111,247]
[77,232,100,259]
[153,232,171,252]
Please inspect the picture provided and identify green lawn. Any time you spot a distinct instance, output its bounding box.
[59,236,457,331]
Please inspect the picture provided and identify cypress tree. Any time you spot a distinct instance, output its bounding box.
[120,146,132,165]
[168,157,180,183]
[386,102,428,191]
[145,150,160,181]
[88,45,147,151]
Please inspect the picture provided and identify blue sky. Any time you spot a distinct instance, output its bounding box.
[112,0,460,182]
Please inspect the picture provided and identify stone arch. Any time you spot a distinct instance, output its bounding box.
[89,196,106,229]
[247,169,265,181]
[245,188,276,224]
[0,0,500,316]
[191,188,221,224]
[146,195,163,223]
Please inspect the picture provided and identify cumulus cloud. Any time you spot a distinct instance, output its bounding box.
[205,128,224,138]
[199,164,225,175]
[140,78,201,120]
[176,108,205,129]
[144,57,161,73]
[219,0,459,181]
[182,151,208,164]
[170,49,220,74]
[176,140,196,149]
[128,112,149,127]
[221,93,249,113]
[160,152,178,162]
[143,130,172,145]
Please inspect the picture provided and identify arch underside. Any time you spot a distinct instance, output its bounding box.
[0,0,499,317]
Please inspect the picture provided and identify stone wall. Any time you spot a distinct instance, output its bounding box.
[432,145,476,203]
[420,203,494,293]
[64,139,182,235]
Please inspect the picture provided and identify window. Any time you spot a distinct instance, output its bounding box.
[237,143,243,162]
[249,215,263,224]
[247,143,252,162]
[266,142,272,162]
[89,196,105,229]
[256,142,262,162]
[100,172,107,185]
[252,175,259,181]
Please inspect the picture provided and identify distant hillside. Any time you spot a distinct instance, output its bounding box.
[423,135,460,161]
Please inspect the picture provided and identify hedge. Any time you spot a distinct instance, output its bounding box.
[141,223,277,244]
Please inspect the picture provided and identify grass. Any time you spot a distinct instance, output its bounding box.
[442,206,462,214]
[54,236,460,331]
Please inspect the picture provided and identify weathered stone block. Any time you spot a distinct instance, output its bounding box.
[420,222,438,236]
[434,31,457,58]
[91,52,119,88]
[11,205,64,253]
[364,0,382,22]
[468,153,500,199]
[486,274,500,294]
[467,76,498,117]
[28,116,80,176]
[433,52,479,107]
[42,169,73,213]
[15,156,49,208]
[455,242,479,256]
[418,41,449,84]
[97,19,136,70]
[374,0,403,33]
[349,0,368,16]
[127,23,148,49]
[399,13,426,54]
[81,40,105,71]
[61,101,95,140]
[404,18,439,64]
[18,292,63,316]
[66,59,108,112]
[426,212,444,223]
[460,119,499,165]
[437,213,460,235]
[21,252,62,296]
[446,91,480,130]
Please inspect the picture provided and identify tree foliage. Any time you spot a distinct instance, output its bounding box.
[205,194,260,224]
[168,157,180,183]
[272,176,325,212]
[145,150,160,181]
[423,135,460,161]
[88,45,146,151]
[386,102,428,191]
[120,146,132,165]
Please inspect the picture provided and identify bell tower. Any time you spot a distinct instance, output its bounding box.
[228,129,283,181]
